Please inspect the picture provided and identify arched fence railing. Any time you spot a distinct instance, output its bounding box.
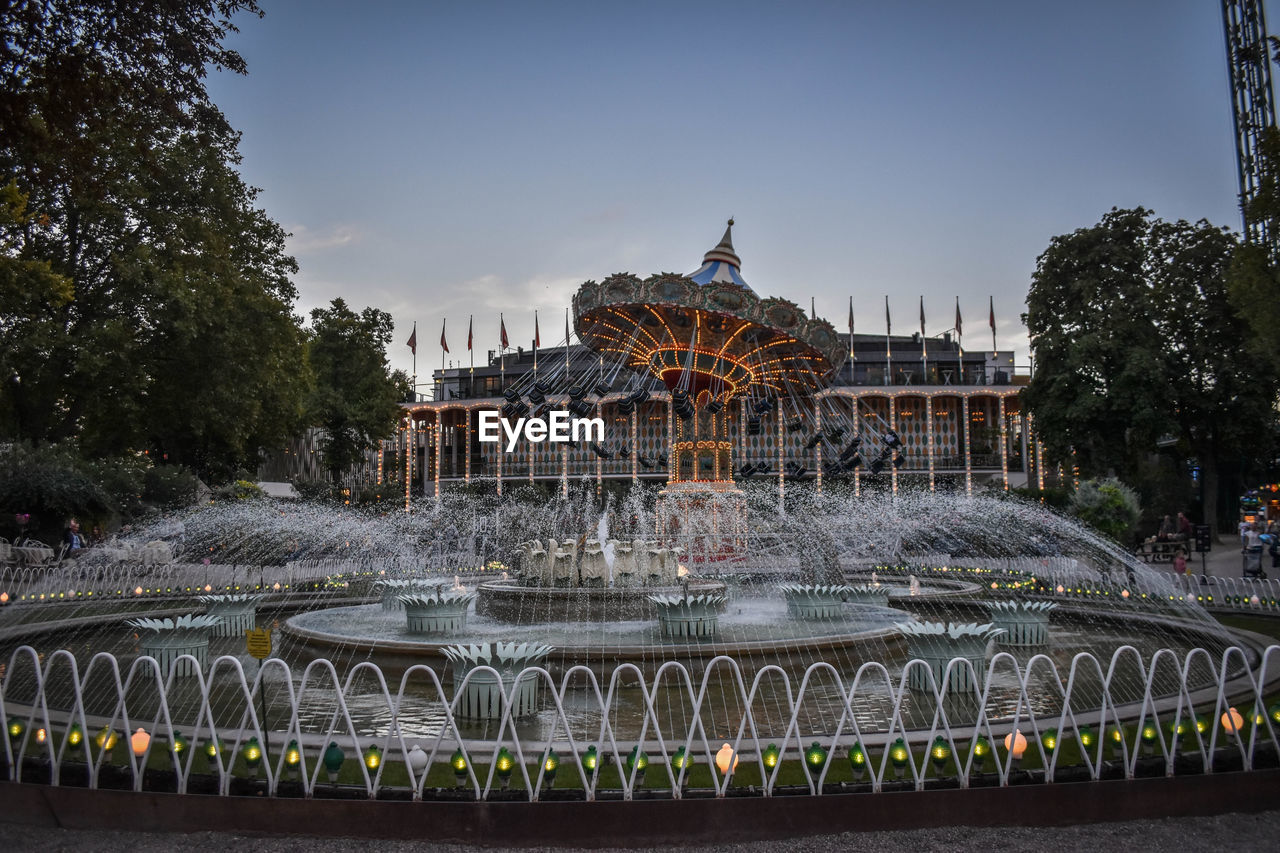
[3,644,1279,801]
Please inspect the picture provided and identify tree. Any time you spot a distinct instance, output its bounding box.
[1023,208,1277,534]
[306,299,411,480]
[1068,478,1140,544]
[0,1,307,481]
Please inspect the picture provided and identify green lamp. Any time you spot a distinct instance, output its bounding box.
[6,718,24,743]
[582,745,598,774]
[363,743,383,772]
[495,746,514,789]
[95,726,119,752]
[284,739,301,777]
[625,745,648,785]
[930,736,951,774]
[889,737,909,779]
[542,748,559,789]
[1077,726,1095,751]
[241,736,263,776]
[847,741,867,781]
[1140,722,1159,755]
[761,742,780,771]
[971,735,990,773]
[204,736,226,768]
[451,747,469,787]
[804,741,827,774]
[322,741,345,783]
[66,722,84,748]
[171,730,189,758]
[1040,728,1057,754]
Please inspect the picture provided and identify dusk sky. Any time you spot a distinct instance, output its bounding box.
[207,0,1251,382]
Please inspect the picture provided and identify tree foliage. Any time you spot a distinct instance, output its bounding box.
[306,299,412,480]
[1068,478,1140,544]
[0,0,308,481]
[1023,208,1277,532]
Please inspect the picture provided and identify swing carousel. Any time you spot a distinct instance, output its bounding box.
[571,221,848,562]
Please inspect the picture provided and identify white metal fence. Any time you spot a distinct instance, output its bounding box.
[3,643,1278,801]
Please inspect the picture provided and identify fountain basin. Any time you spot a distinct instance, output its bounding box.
[475,578,727,622]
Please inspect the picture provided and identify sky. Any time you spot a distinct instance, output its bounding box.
[206,0,1252,381]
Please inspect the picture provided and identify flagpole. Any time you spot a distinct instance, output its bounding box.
[440,318,446,372]
[533,310,539,379]
[884,295,891,386]
[499,313,506,393]
[955,297,964,383]
[565,307,570,374]
[919,296,927,383]
[848,297,855,383]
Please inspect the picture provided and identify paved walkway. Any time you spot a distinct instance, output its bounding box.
[4,810,1279,852]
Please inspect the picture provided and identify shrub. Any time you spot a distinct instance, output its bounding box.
[1069,478,1141,543]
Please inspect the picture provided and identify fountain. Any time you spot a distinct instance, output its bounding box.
[777,583,855,620]
[126,614,221,678]
[896,621,1006,693]
[197,593,261,637]
[441,642,552,720]
[986,600,1058,646]
[400,590,477,635]
[648,592,727,638]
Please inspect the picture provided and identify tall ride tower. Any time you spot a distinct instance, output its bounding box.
[1223,0,1277,246]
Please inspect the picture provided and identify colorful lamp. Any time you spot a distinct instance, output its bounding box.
[495,746,514,789]
[451,747,469,786]
[889,737,909,778]
[804,741,828,773]
[542,748,559,788]
[930,736,952,773]
[241,736,262,774]
[322,742,345,782]
[847,741,867,781]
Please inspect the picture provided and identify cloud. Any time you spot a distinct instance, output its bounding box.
[285,223,361,253]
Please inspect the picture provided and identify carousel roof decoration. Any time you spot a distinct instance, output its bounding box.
[572,220,847,400]
[688,219,751,291]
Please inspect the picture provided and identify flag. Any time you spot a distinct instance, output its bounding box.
[565,309,571,347]
[500,315,509,349]
[467,316,473,351]
[406,323,417,355]
[919,296,926,339]
[885,295,891,335]
[989,294,997,350]
[438,319,448,354]
[955,298,963,337]
[534,310,541,348]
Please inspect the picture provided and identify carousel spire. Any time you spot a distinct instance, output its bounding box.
[689,218,751,291]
